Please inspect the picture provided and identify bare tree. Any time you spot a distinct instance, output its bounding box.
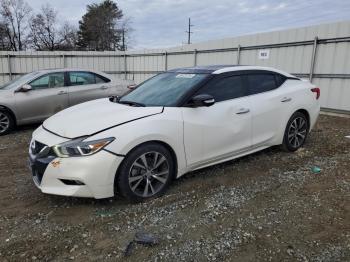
[0,22,11,50]
[0,0,31,51]
[28,4,62,51]
[59,22,78,50]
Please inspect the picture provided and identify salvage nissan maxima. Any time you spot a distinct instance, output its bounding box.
[29,65,320,201]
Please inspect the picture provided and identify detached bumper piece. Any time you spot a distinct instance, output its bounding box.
[29,141,55,186]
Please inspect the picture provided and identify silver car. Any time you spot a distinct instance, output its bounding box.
[0,68,131,135]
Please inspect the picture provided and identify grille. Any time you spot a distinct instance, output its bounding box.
[31,140,47,155]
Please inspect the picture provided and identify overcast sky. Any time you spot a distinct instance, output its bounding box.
[29,0,350,50]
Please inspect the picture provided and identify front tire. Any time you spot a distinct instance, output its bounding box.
[0,110,14,136]
[116,143,175,202]
[282,112,309,152]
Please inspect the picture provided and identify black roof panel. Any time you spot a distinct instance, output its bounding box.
[167,65,240,74]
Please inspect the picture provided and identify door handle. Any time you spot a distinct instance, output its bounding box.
[281,97,292,102]
[57,90,67,95]
[100,85,109,90]
[236,108,250,114]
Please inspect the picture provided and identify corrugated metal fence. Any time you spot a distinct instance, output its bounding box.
[0,20,349,112]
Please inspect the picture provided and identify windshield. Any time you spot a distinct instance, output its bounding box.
[119,72,209,106]
[0,71,40,90]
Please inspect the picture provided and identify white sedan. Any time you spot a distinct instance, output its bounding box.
[29,65,320,201]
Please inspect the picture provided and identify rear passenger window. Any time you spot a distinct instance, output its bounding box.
[69,72,96,86]
[95,74,110,83]
[196,75,246,102]
[68,72,110,86]
[247,74,277,95]
[275,74,286,87]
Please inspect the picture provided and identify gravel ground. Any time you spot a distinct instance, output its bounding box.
[0,115,349,262]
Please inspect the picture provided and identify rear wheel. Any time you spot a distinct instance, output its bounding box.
[0,110,14,136]
[282,112,309,152]
[116,143,175,202]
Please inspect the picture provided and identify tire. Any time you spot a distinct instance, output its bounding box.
[116,143,175,202]
[281,111,309,152]
[0,110,14,136]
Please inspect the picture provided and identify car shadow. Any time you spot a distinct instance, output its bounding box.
[44,146,284,207]
[38,139,313,207]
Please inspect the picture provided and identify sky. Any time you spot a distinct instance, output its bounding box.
[29,0,350,50]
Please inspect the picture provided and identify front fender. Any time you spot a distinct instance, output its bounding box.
[88,107,187,178]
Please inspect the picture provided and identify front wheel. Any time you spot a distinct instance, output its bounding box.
[282,112,309,152]
[0,110,14,136]
[116,143,175,202]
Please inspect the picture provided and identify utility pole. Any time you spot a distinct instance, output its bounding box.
[118,28,126,51]
[186,18,194,44]
[122,29,125,51]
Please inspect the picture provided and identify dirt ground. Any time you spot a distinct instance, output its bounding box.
[0,115,349,262]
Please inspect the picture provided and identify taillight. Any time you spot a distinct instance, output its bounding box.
[311,87,320,100]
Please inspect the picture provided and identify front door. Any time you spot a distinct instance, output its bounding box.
[182,74,251,168]
[15,72,69,123]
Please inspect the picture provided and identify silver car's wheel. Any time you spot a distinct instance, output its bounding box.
[0,111,11,135]
[128,151,170,198]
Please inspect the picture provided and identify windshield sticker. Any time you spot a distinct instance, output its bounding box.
[176,74,196,79]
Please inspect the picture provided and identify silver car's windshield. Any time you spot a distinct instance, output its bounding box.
[0,71,41,90]
[119,72,209,107]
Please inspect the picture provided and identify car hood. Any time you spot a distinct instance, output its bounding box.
[43,98,163,139]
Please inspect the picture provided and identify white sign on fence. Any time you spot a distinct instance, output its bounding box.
[258,49,270,60]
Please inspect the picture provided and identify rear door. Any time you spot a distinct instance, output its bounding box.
[14,72,69,123]
[182,74,251,168]
[245,71,289,146]
[67,71,111,106]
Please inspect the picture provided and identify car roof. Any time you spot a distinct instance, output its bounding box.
[32,68,111,79]
[167,65,296,78]
[35,68,99,73]
[167,65,239,74]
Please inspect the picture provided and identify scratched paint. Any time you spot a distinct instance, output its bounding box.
[51,161,61,167]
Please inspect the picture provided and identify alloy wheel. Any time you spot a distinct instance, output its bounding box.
[0,112,10,134]
[287,116,307,148]
[128,151,170,198]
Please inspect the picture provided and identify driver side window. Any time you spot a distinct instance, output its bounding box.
[29,73,65,90]
[195,75,247,102]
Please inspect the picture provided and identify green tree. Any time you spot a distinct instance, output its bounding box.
[77,0,124,51]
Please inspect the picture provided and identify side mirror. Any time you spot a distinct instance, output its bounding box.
[127,84,137,90]
[18,84,32,92]
[189,94,215,107]
[109,95,120,103]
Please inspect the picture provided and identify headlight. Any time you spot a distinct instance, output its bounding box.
[53,137,115,158]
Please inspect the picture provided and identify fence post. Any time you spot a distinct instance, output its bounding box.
[309,36,318,82]
[193,49,197,66]
[124,53,127,80]
[236,45,241,65]
[7,54,12,80]
[62,54,66,68]
[164,51,168,71]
